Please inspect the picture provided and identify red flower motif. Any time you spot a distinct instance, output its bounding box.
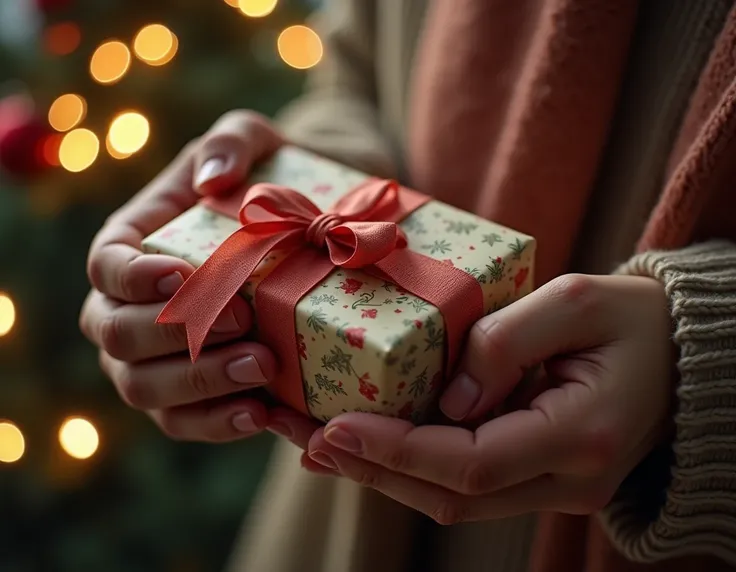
[398,401,414,420]
[394,309,402,314]
[361,309,378,319]
[413,320,423,329]
[297,334,307,360]
[358,373,379,402]
[469,245,476,250]
[396,286,408,295]
[312,183,333,195]
[430,371,443,392]
[495,256,503,263]
[339,278,363,295]
[514,267,530,291]
[397,381,406,390]
[344,327,366,349]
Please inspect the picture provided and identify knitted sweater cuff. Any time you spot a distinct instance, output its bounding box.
[602,240,736,564]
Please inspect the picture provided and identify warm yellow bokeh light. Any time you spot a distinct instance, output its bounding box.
[238,0,278,17]
[277,25,323,70]
[59,417,99,460]
[90,40,131,84]
[223,0,239,6]
[48,94,87,132]
[59,129,100,173]
[105,133,132,160]
[0,422,25,463]
[0,294,16,337]
[107,112,150,156]
[133,24,178,66]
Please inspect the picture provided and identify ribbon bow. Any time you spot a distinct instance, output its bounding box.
[158,178,484,414]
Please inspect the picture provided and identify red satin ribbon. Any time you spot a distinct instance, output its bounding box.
[158,178,485,414]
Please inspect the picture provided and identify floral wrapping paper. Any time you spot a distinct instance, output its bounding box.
[142,146,536,423]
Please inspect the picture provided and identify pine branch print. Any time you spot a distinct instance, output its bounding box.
[409,367,428,398]
[422,239,452,255]
[304,382,320,406]
[309,294,338,306]
[424,318,444,352]
[482,232,503,246]
[314,373,347,396]
[444,220,478,235]
[321,346,356,377]
[509,238,526,260]
[307,308,328,333]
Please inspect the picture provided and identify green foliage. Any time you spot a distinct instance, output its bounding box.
[0,1,318,570]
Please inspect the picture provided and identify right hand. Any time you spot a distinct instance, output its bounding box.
[80,110,319,446]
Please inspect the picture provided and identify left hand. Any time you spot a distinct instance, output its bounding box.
[299,274,676,523]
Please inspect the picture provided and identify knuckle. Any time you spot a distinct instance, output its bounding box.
[430,499,467,526]
[470,315,510,357]
[357,470,380,489]
[156,410,183,441]
[580,423,619,474]
[117,261,137,301]
[183,365,215,399]
[115,367,149,409]
[98,313,130,360]
[457,462,497,495]
[159,323,188,349]
[550,274,600,314]
[86,253,105,291]
[382,447,414,473]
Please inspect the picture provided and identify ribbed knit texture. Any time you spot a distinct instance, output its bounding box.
[606,241,736,564]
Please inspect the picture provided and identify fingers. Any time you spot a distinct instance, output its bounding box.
[441,274,616,421]
[99,341,277,410]
[80,290,252,362]
[267,407,323,450]
[87,141,201,303]
[149,396,269,443]
[193,110,283,196]
[306,430,608,523]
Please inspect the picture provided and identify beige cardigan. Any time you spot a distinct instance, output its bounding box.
[226,1,736,571]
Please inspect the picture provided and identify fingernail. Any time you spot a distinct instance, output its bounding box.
[157,272,184,297]
[232,412,259,433]
[324,426,363,453]
[212,308,240,333]
[226,355,267,385]
[309,451,338,470]
[267,423,294,440]
[195,157,227,189]
[440,373,482,421]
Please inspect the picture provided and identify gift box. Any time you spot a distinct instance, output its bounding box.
[142,146,535,424]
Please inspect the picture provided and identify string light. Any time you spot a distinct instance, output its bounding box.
[48,94,87,132]
[58,417,99,460]
[43,22,81,56]
[58,128,99,172]
[238,0,278,17]
[0,422,25,463]
[107,112,150,157]
[0,294,15,337]
[277,25,322,69]
[90,41,131,85]
[133,24,178,66]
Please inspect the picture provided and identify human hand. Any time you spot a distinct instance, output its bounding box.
[302,274,675,522]
[80,110,319,446]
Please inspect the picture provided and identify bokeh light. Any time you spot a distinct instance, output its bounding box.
[223,0,239,6]
[90,41,131,85]
[238,0,278,17]
[107,112,150,156]
[0,422,25,464]
[58,128,100,172]
[48,94,87,132]
[133,24,178,66]
[59,417,99,460]
[41,134,63,167]
[277,25,322,69]
[43,22,81,56]
[0,294,16,337]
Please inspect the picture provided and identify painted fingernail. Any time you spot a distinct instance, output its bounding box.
[309,451,338,470]
[211,308,240,333]
[324,426,363,453]
[226,355,267,385]
[267,423,294,440]
[195,157,226,189]
[157,272,184,297]
[440,373,482,421]
[232,412,258,433]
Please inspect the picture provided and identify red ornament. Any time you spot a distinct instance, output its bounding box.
[0,95,53,178]
[34,0,72,14]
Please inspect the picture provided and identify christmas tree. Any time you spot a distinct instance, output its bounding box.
[0,1,319,570]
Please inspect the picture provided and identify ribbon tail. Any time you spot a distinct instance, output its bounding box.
[255,247,335,415]
[374,250,484,375]
[157,229,298,361]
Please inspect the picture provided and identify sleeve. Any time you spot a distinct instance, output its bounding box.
[602,240,736,564]
[274,0,398,179]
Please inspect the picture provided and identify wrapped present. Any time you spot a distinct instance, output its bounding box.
[142,146,535,424]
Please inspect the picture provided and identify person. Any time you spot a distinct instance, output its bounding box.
[79,0,736,571]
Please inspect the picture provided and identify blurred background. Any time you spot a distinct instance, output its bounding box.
[0,0,320,570]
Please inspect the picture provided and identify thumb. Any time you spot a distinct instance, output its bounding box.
[193,110,284,196]
[440,275,613,422]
